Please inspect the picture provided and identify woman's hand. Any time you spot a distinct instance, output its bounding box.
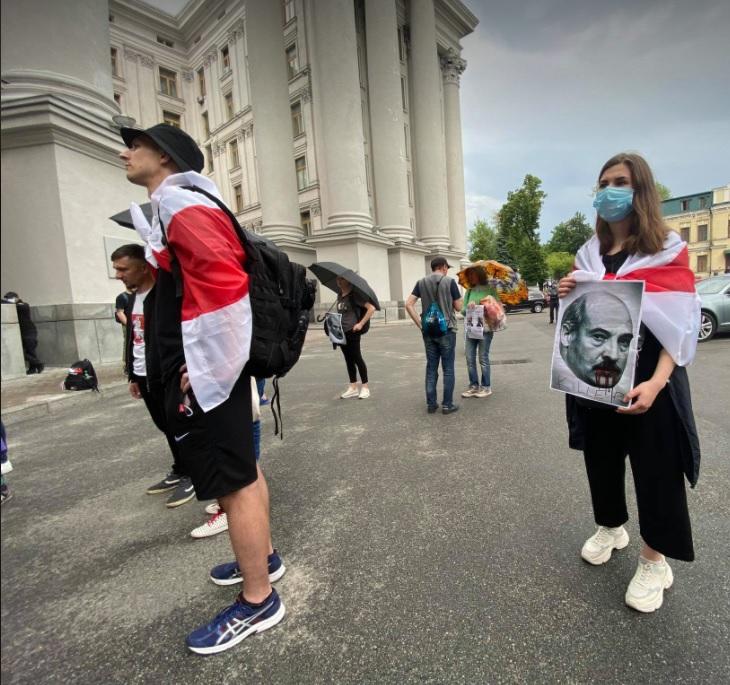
[467,302,476,309]
[129,381,142,399]
[352,322,363,332]
[180,363,191,393]
[616,379,663,415]
[558,277,576,298]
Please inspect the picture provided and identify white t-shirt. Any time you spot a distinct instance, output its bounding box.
[131,288,150,376]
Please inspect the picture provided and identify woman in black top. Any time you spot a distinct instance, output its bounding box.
[559,152,700,614]
[335,276,376,399]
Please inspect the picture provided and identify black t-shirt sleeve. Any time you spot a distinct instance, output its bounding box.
[412,282,421,298]
[450,280,461,301]
[115,293,128,309]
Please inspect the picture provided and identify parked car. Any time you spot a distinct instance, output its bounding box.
[697,275,730,342]
[504,289,546,314]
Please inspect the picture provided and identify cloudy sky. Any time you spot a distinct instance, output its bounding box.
[459,0,730,241]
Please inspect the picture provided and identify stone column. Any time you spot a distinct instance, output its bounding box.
[245,0,302,240]
[441,50,468,255]
[310,0,372,231]
[409,0,450,249]
[365,0,412,241]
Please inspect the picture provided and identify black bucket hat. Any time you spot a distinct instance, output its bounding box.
[120,123,204,173]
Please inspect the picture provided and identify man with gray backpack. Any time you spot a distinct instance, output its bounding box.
[405,257,463,414]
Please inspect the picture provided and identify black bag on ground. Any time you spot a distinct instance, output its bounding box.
[63,359,99,392]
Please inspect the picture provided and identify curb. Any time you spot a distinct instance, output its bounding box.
[1,382,130,427]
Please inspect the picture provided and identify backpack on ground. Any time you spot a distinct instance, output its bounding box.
[420,278,448,337]
[63,359,99,392]
[163,185,316,436]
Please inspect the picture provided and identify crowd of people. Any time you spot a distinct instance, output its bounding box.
[1,124,702,654]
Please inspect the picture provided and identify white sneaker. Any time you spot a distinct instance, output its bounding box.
[461,386,479,398]
[1,459,13,476]
[475,386,492,398]
[581,525,630,565]
[625,557,673,613]
[204,502,221,516]
[358,387,370,399]
[340,387,359,399]
[190,511,228,539]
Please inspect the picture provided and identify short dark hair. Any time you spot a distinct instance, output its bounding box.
[561,294,589,335]
[430,256,452,271]
[110,243,146,263]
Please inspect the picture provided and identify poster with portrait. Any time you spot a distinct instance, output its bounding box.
[550,280,644,408]
[466,305,485,339]
[325,312,346,345]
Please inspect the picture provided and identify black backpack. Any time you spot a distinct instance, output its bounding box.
[63,359,99,392]
[161,185,316,434]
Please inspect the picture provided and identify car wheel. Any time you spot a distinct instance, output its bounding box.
[532,303,544,313]
[698,311,717,342]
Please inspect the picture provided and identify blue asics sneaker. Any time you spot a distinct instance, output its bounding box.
[186,590,285,655]
[210,551,286,586]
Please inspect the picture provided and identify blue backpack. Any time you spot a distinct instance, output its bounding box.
[420,278,449,337]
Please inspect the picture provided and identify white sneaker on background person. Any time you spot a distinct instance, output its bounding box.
[581,525,630,565]
[190,510,229,539]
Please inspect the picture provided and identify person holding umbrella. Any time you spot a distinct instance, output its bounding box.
[309,263,379,400]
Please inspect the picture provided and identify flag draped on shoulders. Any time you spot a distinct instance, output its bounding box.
[132,171,251,412]
[572,232,700,366]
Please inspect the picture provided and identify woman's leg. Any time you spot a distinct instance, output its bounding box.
[479,332,493,388]
[347,333,368,384]
[464,336,478,387]
[339,344,358,385]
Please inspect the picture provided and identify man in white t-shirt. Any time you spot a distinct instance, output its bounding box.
[110,244,195,508]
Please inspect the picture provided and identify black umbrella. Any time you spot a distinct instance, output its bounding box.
[309,261,380,310]
[110,202,153,229]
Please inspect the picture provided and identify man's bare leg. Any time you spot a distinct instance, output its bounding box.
[256,464,275,556]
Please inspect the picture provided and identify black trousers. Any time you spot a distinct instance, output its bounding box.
[21,336,42,368]
[549,300,559,323]
[339,331,368,383]
[131,373,184,476]
[582,387,694,561]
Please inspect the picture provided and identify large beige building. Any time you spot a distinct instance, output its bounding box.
[1,0,477,366]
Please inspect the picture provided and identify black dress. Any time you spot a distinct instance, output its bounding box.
[567,250,698,561]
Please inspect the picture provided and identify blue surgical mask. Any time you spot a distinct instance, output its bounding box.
[593,187,634,222]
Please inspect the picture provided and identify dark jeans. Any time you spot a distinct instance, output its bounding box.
[549,300,559,323]
[131,373,184,476]
[339,331,368,383]
[22,336,42,369]
[423,330,456,409]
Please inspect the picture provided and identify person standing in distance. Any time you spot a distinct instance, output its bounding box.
[559,152,700,614]
[405,257,463,414]
[119,123,284,654]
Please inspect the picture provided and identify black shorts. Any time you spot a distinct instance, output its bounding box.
[164,371,257,500]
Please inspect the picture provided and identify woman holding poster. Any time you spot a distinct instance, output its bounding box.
[558,152,700,614]
[460,266,499,399]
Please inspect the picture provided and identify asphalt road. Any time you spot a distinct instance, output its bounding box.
[2,313,729,684]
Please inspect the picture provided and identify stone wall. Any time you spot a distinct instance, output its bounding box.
[1,303,26,379]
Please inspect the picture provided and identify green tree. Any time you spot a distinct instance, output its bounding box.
[496,174,547,283]
[655,182,672,201]
[467,218,497,261]
[545,251,575,280]
[546,212,593,254]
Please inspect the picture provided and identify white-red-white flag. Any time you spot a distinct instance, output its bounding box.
[572,232,700,366]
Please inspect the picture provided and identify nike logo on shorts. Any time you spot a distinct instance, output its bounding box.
[174,432,190,442]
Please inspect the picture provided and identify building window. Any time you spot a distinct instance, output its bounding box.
[156,35,174,48]
[283,0,295,23]
[295,156,307,190]
[202,112,210,138]
[111,47,118,76]
[680,199,690,211]
[407,171,413,206]
[404,123,410,159]
[301,210,312,236]
[233,184,243,213]
[680,227,690,243]
[221,45,231,72]
[163,111,181,128]
[401,76,408,111]
[228,140,240,169]
[696,255,708,272]
[197,68,206,97]
[699,197,708,209]
[224,92,234,119]
[397,26,407,62]
[286,44,298,80]
[113,93,121,106]
[291,102,303,137]
[206,144,213,172]
[697,224,708,241]
[159,67,178,97]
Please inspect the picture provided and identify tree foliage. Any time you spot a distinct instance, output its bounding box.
[655,182,672,201]
[545,251,575,279]
[495,174,547,284]
[467,219,497,261]
[546,212,593,254]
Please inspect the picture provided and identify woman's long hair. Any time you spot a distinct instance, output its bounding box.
[596,152,668,256]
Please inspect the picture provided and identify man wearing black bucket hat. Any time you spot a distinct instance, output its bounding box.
[119,124,285,654]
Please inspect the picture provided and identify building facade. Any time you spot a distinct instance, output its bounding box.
[1,0,478,367]
[662,184,730,277]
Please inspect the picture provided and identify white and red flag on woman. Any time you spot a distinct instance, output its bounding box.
[572,232,700,366]
[132,172,252,412]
